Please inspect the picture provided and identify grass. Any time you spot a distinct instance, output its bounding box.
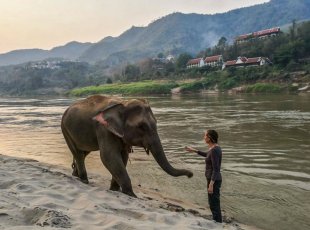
[69,81,179,96]
[245,83,285,93]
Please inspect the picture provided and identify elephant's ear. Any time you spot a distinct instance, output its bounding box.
[93,103,124,138]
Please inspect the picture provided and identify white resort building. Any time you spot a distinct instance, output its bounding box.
[222,56,272,69]
[187,55,223,69]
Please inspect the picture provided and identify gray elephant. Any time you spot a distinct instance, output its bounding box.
[61,95,193,197]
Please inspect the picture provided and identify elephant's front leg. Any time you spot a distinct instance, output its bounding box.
[110,148,129,191]
[99,142,136,197]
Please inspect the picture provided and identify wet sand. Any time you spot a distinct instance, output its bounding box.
[124,150,310,230]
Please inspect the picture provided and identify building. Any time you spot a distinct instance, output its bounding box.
[186,58,204,68]
[28,60,61,70]
[166,55,175,62]
[222,56,272,69]
[204,55,223,67]
[187,55,223,69]
[152,54,175,64]
[235,27,280,44]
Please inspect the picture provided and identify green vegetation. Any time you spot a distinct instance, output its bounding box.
[69,64,298,96]
[245,83,284,93]
[69,81,178,96]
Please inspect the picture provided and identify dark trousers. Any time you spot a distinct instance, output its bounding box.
[207,179,222,223]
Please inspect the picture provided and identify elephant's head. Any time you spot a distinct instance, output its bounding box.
[93,99,193,178]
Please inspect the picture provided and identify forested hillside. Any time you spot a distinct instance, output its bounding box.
[0,21,309,96]
[0,0,309,67]
[79,0,310,65]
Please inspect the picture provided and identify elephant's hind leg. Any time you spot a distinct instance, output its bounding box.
[62,127,89,184]
[72,151,89,184]
[71,151,89,183]
[72,161,79,177]
[110,179,121,191]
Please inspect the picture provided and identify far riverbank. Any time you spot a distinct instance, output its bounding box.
[68,79,310,97]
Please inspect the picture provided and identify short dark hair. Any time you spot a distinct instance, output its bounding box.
[207,130,218,143]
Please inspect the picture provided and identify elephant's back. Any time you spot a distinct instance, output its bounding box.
[61,96,112,150]
[72,95,122,114]
[62,95,123,126]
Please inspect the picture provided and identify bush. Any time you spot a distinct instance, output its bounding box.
[218,78,238,90]
[245,83,284,93]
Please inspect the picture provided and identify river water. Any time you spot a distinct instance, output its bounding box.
[0,94,309,230]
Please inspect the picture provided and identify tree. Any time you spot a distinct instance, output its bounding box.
[217,37,227,48]
[164,62,175,75]
[106,77,113,84]
[296,21,310,58]
[176,53,192,69]
[124,64,141,82]
[157,53,164,58]
[274,44,293,66]
[138,58,154,74]
[290,19,297,42]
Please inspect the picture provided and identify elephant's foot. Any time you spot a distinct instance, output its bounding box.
[78,172,89,184]
[72,170,79,177]
[80,178,89,184]
[109,183,121,191]
[122,189,137,198]
[72,162,89,183]
[110,179,121,191]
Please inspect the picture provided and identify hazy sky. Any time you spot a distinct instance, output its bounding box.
[0,0,269,54]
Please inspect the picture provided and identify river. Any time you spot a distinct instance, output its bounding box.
[0,93,309,230]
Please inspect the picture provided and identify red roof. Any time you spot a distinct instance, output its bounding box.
[204,55,222,63]
[225,60,237,66]
[246,57,260,64]
[225,57,271,67]
[235,27,280,41]
[187,58,203,65]
[253,27,280,37]
[238,57,248,63]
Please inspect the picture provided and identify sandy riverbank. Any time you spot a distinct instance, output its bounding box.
[0,154,257,230]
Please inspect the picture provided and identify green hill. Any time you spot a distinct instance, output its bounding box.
[79,0,310,65]
[0,0,309,67]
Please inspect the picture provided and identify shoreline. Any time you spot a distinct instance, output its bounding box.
[0,153,255,230]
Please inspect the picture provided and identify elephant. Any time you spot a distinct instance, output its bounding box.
[61,95,193,197]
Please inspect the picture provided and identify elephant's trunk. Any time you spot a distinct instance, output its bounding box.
[149,136,193,178]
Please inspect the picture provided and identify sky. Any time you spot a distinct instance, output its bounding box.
[0,0,269,54]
